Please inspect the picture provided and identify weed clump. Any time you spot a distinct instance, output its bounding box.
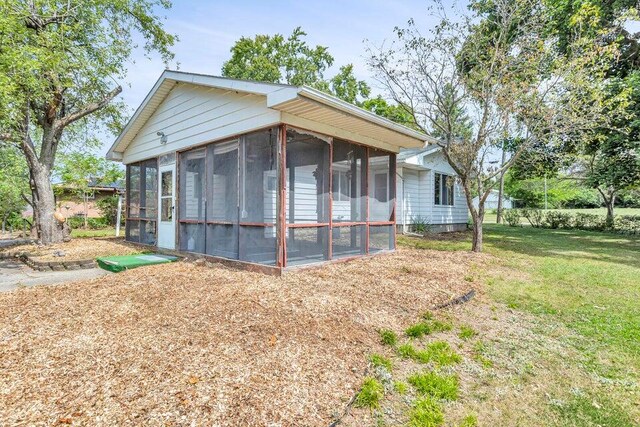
[354,377,384,409]
[459,325,477,340]
[369,353,393,371]
[407,370,459,400]
[379,329,398,347]
[408,397,444,427]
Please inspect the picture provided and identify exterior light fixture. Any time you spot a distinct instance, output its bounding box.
[157,131,168,144]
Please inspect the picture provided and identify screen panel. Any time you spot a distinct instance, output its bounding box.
[332,139,366,223]
[331,225,365,259]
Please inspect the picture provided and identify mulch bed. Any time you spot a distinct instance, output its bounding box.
[0,247,485,426]
[0,238,142,263]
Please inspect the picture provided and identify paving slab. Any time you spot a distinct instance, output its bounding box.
[0,258,110,292]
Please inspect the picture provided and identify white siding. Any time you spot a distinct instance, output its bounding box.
[123,83,280,164]
[398,149,469,227]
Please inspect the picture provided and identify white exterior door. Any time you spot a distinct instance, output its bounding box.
[157,163,176,249]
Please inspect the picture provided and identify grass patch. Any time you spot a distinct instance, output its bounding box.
[415,341,462,366]
[398,342,417,359]
[430,319,453,333]
[369,353,393,371]
[458,325,477,340]
[70,228,116,238]
[393,380,409,395]
[379,329,398,347]
[354,377,384,409]
[552,393,636,427]
[407,397,444,427]
[406,322,432,338]
[459,414,478,427]
[407,371,459,401]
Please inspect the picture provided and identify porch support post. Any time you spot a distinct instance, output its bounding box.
[276,124,287,268]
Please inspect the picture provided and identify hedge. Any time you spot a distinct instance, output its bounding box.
[502,209,640,235]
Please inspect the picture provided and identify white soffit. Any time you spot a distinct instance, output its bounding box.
[107,70,431,160]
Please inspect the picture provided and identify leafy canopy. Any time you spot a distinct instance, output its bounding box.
[222,27,370,105]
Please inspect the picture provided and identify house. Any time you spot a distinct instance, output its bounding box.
[22,181,123,220]
[396,146,469,233]
[472,189,513,210]
[106,70,427,272]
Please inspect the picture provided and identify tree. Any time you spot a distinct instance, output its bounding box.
[57,151,124,228]
[361,96,418,128]
[582,72,640,223]
[368,0,623,252]
[0,145,29,233]
[0,1,175,244]
[222,27,371,104]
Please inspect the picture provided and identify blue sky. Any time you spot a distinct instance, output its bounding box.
[104,0,450,153]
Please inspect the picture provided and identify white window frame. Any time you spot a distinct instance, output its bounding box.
[434,172,455,206]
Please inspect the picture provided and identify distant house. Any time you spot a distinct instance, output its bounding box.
[396,146,469,233]
[472,189,513,210]
[22,182,123,220]
[105,70,428,272]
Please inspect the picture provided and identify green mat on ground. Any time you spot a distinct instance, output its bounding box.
[96,253,178,273]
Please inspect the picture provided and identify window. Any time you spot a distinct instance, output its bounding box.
[434,173,455,206]
[332,170,350,202]
[125,159,158,245]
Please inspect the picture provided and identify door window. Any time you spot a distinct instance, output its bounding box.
[160,170,173,221]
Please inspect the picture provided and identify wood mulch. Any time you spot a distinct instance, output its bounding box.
[0,247,484,426]
[0,237,141,262]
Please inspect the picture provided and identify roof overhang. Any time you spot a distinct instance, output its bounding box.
[107,70,432,160]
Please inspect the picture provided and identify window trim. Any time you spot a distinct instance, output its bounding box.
[434,172,455,206]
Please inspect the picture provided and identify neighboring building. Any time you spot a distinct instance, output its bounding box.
[106,70,427,272]
[22,182,123,219]
[396,146,469,233]
[472,189,513,210]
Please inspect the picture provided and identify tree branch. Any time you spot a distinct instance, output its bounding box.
[57,86,122,129]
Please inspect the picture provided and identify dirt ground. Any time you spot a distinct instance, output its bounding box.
[0,247,479,426]
[0,237,141,262]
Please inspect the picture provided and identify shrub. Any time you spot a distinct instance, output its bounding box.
[544,211,572,229]
[379,329,398,347]
[354,377,384,409]
[613,215,640,235]
[573,213,607,231]
[521,208,544,228]
[411,215,433,234]
[407,397,444,427]
[502,209,521,227]
[407,370,460,400]
[96,195,121,226]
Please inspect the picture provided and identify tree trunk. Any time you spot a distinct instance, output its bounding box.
[83,192,88,229]
[605,194,615,227]
[496,148,507,224]
[31,166,64,244]
[471,209,484,253]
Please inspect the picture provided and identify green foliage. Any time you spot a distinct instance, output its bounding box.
[406,322,432,339]
[379,329,398,347]
[429,83,473,143]
[407,397,444,427]
[369,353,393,371]
[504,173,601,209]
[544,211,573,229]
[0,146,29,220]
[458,325,478,340]
[397,343,417,359]
[410,215,432,234]
[96,195,122,226]
[502,209,521,227]
[415,341,462,366]
[222,27,370,104]
[361,96,418,128]
[354,377,384,409]
[573,213,607,231]
[407,371,460,400]
[521,208,545,228]
[458,414,478,427]
[393,380,409,395]
[66,216,109,230]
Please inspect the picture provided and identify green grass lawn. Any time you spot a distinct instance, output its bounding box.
[398,225,640,425]
[70,227,117,238]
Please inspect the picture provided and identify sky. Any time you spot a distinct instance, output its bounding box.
[102,0,450,154]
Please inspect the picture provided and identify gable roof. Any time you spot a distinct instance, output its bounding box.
[107,70,432,160]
